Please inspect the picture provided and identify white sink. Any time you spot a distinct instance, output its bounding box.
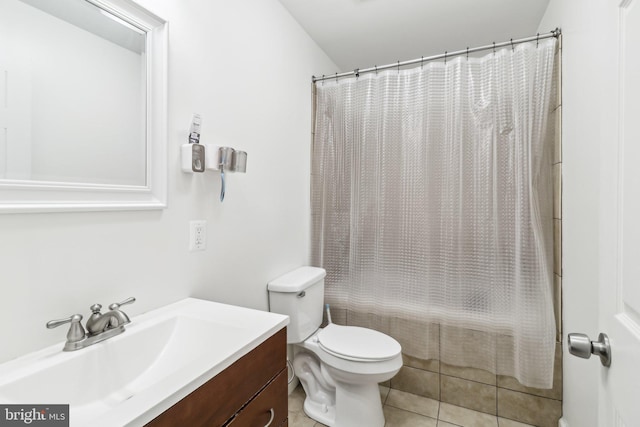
[0,298,289,427]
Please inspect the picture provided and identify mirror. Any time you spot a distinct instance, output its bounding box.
[0,0,167,212]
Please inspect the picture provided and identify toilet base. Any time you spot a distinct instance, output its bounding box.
[303,396,336,426]
[295,350,387,427]
[334,381,385,427]
[301,381,385,427]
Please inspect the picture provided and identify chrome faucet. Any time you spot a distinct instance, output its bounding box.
[46,297,136,351]
[86,297,135,334]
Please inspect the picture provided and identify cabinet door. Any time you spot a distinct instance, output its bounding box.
[146,328,286,427]
[227,370,287,427]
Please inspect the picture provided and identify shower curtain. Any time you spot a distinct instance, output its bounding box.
[311,38,558,388]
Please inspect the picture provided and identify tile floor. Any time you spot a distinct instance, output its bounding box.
[288,385,536,427]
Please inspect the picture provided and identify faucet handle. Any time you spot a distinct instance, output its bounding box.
[109,297,136,311]
[46,314,83,329]
[46,314,86,343]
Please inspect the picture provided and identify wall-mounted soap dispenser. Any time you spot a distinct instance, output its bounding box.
[181,114,205,173]
[180,115,248,202]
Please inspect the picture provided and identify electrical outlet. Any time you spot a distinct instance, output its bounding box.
[189,220,207,251]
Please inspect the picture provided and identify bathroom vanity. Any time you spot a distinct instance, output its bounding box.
[0,299,289,427]
[146,328,288,427]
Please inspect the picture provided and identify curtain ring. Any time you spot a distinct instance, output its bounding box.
[397,60,400,74]
[493,42,496,55]
[354,68,360,78]
[335,72,338,83]
[375,65,378,75]
[537,33,540,47]
[421,56,424,69]
[511,38,514,51]
[466,47,469,60]
[444,51,447,64]
[322,74,325,86]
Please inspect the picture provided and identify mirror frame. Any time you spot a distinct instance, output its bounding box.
[0,0,167,213]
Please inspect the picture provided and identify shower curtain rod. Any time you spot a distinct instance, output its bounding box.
[312,28,561,83]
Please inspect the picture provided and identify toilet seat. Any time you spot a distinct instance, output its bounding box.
[317,324,401,362]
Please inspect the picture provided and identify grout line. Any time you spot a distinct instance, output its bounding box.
[439,372,497,387]
[384,402,439,422]
[495,385,562,401]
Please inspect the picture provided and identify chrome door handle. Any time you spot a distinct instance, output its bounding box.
[567,332,611,367]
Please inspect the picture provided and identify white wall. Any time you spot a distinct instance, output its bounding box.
[538,1,618,426]
[0,0,336,364]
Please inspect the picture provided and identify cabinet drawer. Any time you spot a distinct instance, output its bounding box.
[226,369,287,427]
[146,328,286,427]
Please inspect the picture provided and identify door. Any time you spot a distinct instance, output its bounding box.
[597,0,640,425]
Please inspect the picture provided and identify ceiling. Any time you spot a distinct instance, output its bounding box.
[278,0,551,75]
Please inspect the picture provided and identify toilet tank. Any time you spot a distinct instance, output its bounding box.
[267,266,326,344]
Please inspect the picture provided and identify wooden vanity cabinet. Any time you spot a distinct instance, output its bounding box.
[146,327,287,427]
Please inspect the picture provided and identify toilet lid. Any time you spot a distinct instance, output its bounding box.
[317,324,401,362]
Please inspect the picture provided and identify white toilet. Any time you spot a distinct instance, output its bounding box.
[268,266,402,427]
